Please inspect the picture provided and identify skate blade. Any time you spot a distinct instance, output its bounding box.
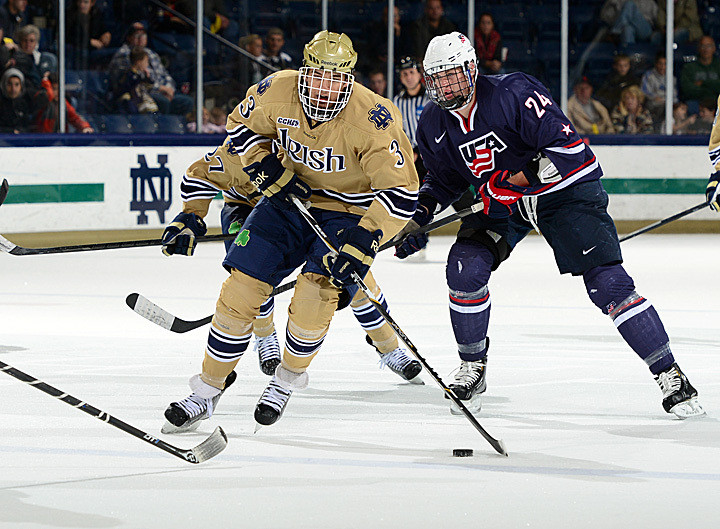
[407,375,424,385]
[670,397,707,419]
[450,394,482,415]
[253,422,263,434]
[161,419,203,434]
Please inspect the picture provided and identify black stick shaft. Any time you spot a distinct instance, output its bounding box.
[0,360,221,463]
[619,201,709,242]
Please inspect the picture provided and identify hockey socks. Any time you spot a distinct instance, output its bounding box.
[584,264,673,374]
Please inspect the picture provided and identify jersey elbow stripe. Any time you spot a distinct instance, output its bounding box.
[181,175,222,201]
[545,142,586,155]
[375,189,419,220]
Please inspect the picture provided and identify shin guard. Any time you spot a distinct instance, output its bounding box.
[584,264,674,374]
[446,241,494,361]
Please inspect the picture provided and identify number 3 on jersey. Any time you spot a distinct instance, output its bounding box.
[525,90,552,118]
[389,139,405,168]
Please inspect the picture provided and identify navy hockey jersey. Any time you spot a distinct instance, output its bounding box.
[416,72,602,209]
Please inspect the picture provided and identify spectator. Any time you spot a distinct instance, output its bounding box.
[409,0,457,60]
[680,36,720,104]
[0,27,14,71]
[185,107,225,133]
[367,69,387,97]
[567,77,615,134]
[474,12,503,75]
[114,47,158,114]
[596,54,640,111]
[209,106,227,127]
[358,6,410,76]
[261,27,294,70]
[172,0,239,44]
[611,84,654,133]
[66,0,112,68]
[235,34,266,97]
[108,23,194,116]
[667,101,696,134]
[0,67,46,133]
[0,0,29,43]
[13,25,56,90]
[686,97,717,134]
[36,72,94,133]
[641,51,678,124]
[600,0,658,47]
[657,0,703,44]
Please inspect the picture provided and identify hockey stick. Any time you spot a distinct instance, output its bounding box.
[0,359,227,464]
[0,232,236,256]
[618,201,710,243]
[0,179,8,206]
[289,195,508,456]
[126,203,482,333]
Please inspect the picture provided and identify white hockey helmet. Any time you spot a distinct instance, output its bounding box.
[298,30,357,122]
[422,32,478,110]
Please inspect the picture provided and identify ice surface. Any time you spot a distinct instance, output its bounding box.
[1,234,719,528]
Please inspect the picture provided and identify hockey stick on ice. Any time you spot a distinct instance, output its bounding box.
[618,201,710,243]
[126,203,482,333]
[289,195,508,456]
[0,359,227,464]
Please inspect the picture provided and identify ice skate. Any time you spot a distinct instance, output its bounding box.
[254,365,308,428]
[255,331,281,376]
[366,335,423,384]
[162,371,237,434]
[446,357,487,415]
[654,363,706,419]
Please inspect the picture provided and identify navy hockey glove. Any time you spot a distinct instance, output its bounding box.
[244,153,311,210]
[478,170,523,218]
[325,225,383,288]
[394,194,436,259]
[707,170,720,212]
[161,212,207,256]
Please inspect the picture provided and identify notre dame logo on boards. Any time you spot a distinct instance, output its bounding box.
[368,103,393,130]
[130,154,172,225]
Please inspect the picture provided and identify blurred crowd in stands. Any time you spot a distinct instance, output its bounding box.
[0,0,718,135]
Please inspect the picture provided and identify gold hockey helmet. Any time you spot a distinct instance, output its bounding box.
[298,31,356,122]
[302,30,357,73]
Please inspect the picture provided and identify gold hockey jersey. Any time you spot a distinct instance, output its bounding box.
[710,94,720,173]
[224,69,419,241]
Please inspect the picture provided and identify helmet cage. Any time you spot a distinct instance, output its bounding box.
[423,61,476,111]
[298,66,354,122]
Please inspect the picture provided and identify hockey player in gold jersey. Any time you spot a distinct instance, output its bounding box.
[707,95,720,212]
[160,135,424,384]
[161,31,420,431]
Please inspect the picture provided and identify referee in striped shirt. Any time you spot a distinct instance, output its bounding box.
[393,56,431,178]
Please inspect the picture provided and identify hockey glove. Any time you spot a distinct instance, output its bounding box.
[394,194,436,259]
[478,170,524,218]
[244,153,311,210]
[161,212,207,256]
[325,225,383,288]
[707,170,720,212]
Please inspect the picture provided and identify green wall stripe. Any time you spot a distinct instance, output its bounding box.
[602,178,706,194]
[5,184,104,204]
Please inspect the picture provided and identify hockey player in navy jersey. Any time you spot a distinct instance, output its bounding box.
[396,32,705,419]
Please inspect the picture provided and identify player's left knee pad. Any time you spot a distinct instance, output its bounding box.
[582,263,635,314]
[284,273,339,372]
[446,239,495,292]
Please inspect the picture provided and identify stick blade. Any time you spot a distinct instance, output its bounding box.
[190,426,228,463]
[126,293,176,331]
[0,233,19,254]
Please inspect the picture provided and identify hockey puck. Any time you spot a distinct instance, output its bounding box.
[452,448,474,457]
